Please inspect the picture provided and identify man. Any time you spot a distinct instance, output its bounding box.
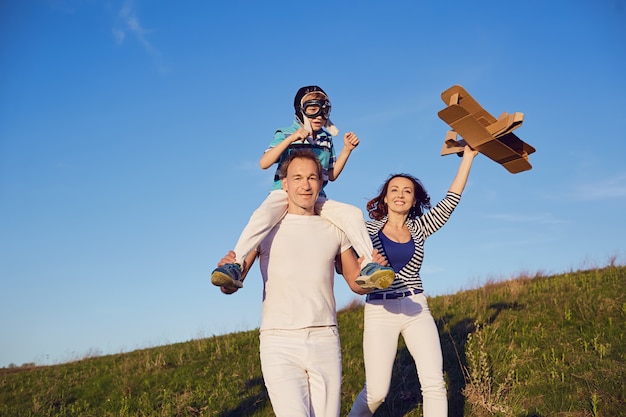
[215,149,371,416]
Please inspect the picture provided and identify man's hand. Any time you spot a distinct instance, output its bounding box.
[371,249,388,266]
[217,250,237,267]
[356,249,389,270]
[221,286,239,295]
[217,250,239,294]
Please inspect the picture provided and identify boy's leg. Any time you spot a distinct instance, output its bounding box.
[211,190,288,288]
[315,198,373,265]
[317,198,394,289]
[234,190,288,265]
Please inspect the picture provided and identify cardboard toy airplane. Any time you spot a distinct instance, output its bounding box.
[438,85,536,174]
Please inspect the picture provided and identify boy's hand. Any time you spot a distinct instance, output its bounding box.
[289,127,310,143]
[343,132,360,150]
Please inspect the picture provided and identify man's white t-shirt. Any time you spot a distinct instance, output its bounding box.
[258,214,351,330]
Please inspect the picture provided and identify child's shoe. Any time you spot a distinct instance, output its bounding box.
[356,263,395,290]
[211,263,244,290]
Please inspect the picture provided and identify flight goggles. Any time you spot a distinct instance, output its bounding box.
[301,99,331,119]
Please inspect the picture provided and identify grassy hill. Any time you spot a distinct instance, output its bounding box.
[1,264,625,416]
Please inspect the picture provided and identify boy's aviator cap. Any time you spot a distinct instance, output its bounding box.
[293,85,339,136]
[293,85,328,114]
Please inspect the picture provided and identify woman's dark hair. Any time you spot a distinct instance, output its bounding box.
[366,174,431,221]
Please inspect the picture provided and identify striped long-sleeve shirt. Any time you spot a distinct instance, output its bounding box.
[366,191,462,294]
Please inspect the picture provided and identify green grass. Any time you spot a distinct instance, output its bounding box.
[2,264,625,416]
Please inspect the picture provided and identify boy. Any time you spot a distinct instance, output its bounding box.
[211,85,393,292]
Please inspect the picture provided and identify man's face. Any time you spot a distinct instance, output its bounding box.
[281,157,322,215]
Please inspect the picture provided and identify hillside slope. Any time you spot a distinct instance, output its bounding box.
[1,265,624,416]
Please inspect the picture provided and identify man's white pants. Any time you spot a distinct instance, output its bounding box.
[260,326,342,417]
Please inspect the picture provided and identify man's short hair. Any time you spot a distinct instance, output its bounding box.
[278,148,323,180]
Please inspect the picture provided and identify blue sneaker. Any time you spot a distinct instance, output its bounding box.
[356,263,395,289]
[211,263,243,290]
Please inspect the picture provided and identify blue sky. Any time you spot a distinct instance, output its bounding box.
[1,0,625,367]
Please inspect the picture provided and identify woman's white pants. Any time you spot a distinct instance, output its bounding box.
[348,293,447,417]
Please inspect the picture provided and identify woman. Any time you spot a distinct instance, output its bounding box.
[348,145,478,417]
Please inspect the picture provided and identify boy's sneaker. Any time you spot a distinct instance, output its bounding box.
[211,263,244,290]
[356,263,395,290]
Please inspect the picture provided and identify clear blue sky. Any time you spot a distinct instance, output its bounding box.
[1,0,625,367]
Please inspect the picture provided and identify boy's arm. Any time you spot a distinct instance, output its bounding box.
[328,132,359,181]
[259,127,310,169]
